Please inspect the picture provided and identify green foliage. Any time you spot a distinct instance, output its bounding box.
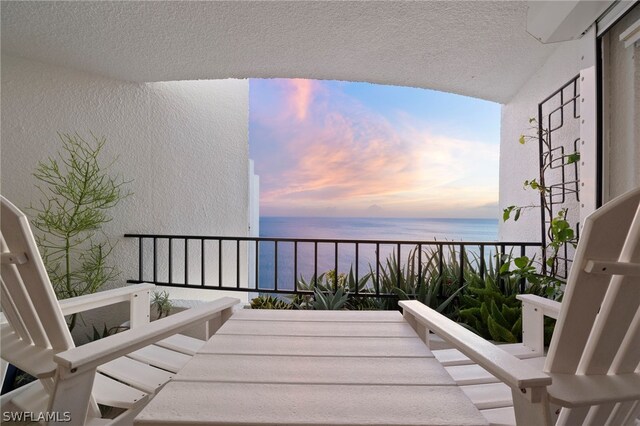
[503,205,522,222]
[86,323,128,342]
[459,251,557,343]
[566,152,580,164]
[296,267,379,310]
[502,117,579,298]
[31,132,131,330]
[250,294,292,309]
[312,287,349,310]
[382,246,467,316]
[458,262,523,343]
[298,267,372,294]
[151,290,173,318]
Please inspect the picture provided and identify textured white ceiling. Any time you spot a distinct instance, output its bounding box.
[1,1,560,103]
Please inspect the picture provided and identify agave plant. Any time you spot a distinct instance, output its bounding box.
[372,245,469,315]
[298,267,372,293]
[295,267,377,310]
[312,287,349,310]
[250,294,292,310]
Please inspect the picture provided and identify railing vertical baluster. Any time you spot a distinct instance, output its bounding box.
[499,244,506,293]
[438,245,444,279]
[458,244,465,287]
[274,241,278,291]
[153,238,157,283]
[418,243,422,288]
[236,240,241,288]
[520,244,526,293]
[138,237,144,282]
[218,239,222,288]
[334,242,339,292]
[184,239,189,285]
[168,238,173,284]
[294,241,298,292]
[397,243,401,288]
[355,243,359,295]
[201,239,205,287]
[255,240,259,291]
[314,242,318,284]
[375,243,380,296]
[479,245,485,279]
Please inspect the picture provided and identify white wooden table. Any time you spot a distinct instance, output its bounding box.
[134,310,487,425]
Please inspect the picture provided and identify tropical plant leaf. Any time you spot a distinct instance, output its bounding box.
[487,316,517,343]
[490,299,510,329]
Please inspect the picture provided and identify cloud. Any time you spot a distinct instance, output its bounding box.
[288,79,316,121]
[250,79,499,218]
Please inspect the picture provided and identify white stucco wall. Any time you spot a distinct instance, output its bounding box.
[499,40,582,243]
[1,54,250,339]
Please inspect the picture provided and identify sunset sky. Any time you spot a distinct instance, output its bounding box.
[249,79,500,219]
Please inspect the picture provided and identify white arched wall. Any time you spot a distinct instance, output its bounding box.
[1,54,250,340]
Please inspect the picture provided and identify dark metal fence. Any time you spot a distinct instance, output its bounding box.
[124,234,542,297]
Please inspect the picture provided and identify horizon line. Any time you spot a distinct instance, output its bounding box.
[260,215,499,221]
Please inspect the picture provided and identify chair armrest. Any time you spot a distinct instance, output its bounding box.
[516,294,561,319]
[58,283,156,316]
[53,297,239,377]
[517,295,561,355]
[400,300,551,391]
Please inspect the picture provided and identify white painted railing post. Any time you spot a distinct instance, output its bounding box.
[130,287,151,329]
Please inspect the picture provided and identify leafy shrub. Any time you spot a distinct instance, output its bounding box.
[250,295,292,309]
[31,133,131,330]
[458,252,555,343]
[151,290,173,318]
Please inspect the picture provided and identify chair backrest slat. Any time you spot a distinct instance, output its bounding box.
[545,188,640,375]
[583,402,617,425]
[1,235,51,348]
[1,276,35,345]
[0,197,73,352]
[556,406,589,426]
[607,401,639,425]
[610,306,640,373]
[621,401,640,425]
[579,204,640,375]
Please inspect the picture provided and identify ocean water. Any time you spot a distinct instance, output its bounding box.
[257,217,498,291]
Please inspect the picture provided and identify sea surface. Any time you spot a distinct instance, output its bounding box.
[257,217,498,291]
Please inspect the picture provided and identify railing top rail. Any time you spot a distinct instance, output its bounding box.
[124,233,543,247]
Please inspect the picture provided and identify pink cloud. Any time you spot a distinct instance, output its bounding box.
[252,80,498,217]
[288,79,316,121]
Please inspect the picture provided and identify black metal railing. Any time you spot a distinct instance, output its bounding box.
[124,234,542,297]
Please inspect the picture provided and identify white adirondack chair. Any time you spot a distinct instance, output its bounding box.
[401,186,640,426]
[0,196,240,425]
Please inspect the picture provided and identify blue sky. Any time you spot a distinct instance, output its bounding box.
[250,78,500,218]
